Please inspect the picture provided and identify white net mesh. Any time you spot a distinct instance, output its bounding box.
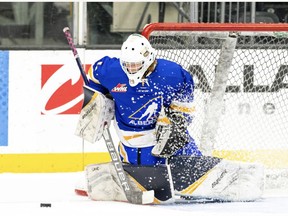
[146,25,288,193]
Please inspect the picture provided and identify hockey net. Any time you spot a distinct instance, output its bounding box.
[142,23,288,195]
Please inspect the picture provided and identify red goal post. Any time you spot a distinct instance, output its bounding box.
[141,23,288,190]
[142,22,288,38]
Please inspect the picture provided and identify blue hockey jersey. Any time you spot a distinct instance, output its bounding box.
[87,56,195,148]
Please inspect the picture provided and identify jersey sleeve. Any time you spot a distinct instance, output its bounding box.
[169,67,195,125]
[86,56,111,95]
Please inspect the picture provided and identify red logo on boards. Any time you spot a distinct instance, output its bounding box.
[41,64,91,114]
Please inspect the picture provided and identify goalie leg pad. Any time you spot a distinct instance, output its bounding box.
[176,158,264,202]
[169,155,222,192]
[123,163,175,204]
[86,162,175,204]
[75,163,128,198]
[86,162,127,202]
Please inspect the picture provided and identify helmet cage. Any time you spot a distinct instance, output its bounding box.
[120,34,155,86]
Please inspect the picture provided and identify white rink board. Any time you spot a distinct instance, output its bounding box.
[4,50,120,154]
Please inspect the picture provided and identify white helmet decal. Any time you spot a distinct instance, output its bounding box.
[120,34,155,87]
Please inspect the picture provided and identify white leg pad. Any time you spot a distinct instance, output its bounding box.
[86,163,128,202]
[191,160,265,201]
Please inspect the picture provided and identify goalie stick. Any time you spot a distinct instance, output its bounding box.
[63,27,154,205]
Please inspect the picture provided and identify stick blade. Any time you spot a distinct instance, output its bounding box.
[75,187,154,204]
[142,190,155,204]
[75,188,88,197]
[127,190,155,205]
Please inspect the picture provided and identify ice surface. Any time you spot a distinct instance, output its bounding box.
[0,172,287,216]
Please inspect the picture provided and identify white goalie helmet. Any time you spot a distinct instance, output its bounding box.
[120,34,156,87]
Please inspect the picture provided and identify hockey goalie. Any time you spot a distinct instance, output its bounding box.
[74,33,264,204]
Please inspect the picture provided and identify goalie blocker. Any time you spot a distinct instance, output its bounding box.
[75,86,114,143]
[85,155,264,204]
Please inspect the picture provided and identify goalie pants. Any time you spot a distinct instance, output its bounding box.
[118,136,202,165]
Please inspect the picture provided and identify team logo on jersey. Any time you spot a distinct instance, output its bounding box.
[111,83,127,92]
[128,96,162,126]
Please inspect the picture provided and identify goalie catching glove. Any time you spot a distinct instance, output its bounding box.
[152,106,189,158]
[75,86,115,143]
